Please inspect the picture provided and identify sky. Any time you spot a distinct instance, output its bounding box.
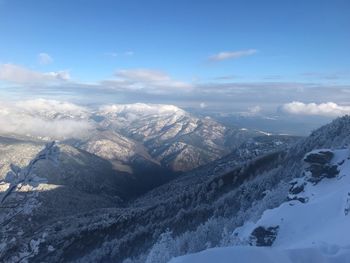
[0,0,350,118]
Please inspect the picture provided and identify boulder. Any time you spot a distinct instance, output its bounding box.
[249,226,279,246]
[304,151,333,165]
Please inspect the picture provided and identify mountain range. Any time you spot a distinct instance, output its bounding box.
[2,103,348,263]
[0,102,297,198]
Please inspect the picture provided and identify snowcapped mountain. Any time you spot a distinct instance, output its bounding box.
[96,103,262,171]
[1,100,297,203]
[1,100,277,173]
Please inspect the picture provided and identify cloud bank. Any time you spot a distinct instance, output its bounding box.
[0,64,70,84]
[282,101,350,117]
[1,63,350,116]
[0,99,93,140]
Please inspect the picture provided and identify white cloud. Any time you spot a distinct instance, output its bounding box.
[240,105,262,116]
[282,101,350,117]
[38,52,53,65]
[14,98,89,117]
[45,70,71,81]
[0,64,70,84]
[0,99,93,139]
[248,105,262,115]
[103,69,193,93]
[209,49,257,61]
[200,102,207,109]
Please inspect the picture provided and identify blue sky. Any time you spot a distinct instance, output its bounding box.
[0,0,349,116]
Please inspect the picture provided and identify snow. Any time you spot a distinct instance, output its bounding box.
[258,130,272,136]
[170,246,350,263]
[169,148,350,263]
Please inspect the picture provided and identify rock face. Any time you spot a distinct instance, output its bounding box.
[289,180,305,195]
[249,226,279,246]
[304,150,339,183]
[304,151,333,164]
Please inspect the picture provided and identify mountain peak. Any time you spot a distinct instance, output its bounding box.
[98,103,186,117]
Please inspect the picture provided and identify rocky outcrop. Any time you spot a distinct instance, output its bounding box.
[249,226,279,246]
[304,150,339,183]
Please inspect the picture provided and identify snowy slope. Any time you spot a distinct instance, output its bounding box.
[170,246,350,263]
[170,148,350,263]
